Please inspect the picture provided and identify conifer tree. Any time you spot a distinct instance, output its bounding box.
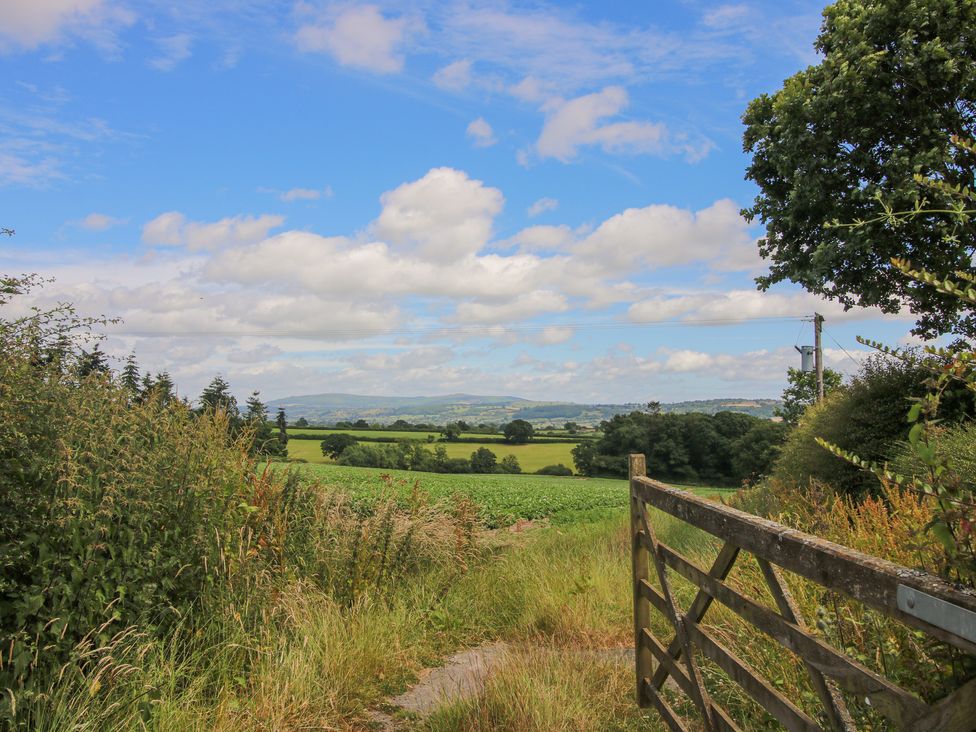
[275,407,289,451]
[198,375,238,417]
[120,352,140,394]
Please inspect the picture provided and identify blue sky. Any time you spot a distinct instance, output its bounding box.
[0,0,918,404]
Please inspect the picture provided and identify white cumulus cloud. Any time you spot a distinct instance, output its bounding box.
[536,87,666,161]
[294,5,420,74]
[627,288,897,324]
[374,167,503,261]
[576,198,756,273]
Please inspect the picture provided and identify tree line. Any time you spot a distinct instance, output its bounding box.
[103,350,290,459]
[323,437,525,474]
[572,408,788,485]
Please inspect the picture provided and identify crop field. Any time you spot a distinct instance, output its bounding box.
[285,437,577,473]
[288,462,732,527]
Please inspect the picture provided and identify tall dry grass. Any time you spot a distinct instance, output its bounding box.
[11,471,482,731]
[425,482,975,731]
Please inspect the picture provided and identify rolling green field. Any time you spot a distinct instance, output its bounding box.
[287,462,732,527]
[286,436,577,473]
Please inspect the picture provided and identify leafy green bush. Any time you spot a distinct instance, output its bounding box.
[0,277,484,727]
[498,454,521,474]
[0,281,263,709]
[536,464,573,476]
[772,391,863,493]
[338,442,410,469]
[469,446,497,473]
[772,353,960,495]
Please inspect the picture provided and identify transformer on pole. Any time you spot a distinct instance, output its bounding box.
[795,345,815,373]
[795,314,825,402]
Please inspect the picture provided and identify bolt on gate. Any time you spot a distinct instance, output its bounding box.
[629,454,976,731]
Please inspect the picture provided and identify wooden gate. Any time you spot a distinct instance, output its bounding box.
[629,454,976,731]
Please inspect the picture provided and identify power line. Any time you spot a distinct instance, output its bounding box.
[823,327,865,371]
[100,314,807,339]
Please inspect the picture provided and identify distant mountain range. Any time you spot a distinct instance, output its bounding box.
[265,392,782,426]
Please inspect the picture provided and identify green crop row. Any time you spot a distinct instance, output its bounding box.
[287,463,731,528]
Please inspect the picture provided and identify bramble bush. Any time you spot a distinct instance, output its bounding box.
[0,276,260,712]
[0,276,481,727]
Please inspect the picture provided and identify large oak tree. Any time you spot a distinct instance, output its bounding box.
[743,0,976,338]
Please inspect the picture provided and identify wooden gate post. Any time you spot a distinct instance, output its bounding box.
[630,453,654,706]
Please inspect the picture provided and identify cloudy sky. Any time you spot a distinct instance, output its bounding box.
[0,0,916,404]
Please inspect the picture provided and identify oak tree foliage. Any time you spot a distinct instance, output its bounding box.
[743,0,976,337]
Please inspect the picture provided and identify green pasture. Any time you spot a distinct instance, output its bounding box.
[285,436,576,473]
[286,462,733,527]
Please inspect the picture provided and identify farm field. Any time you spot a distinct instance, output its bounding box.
[286,437,578,473]
[287,462,731,527]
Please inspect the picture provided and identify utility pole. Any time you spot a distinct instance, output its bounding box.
[814,312,824,402]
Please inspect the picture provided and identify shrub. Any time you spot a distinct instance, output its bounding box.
[773,353,958,495]
[321,433,359,458]
[441,457,471,473]
[536,464,573,476]
[0,285,265,706]
[0,277,485,726]
[338,442,410,469]
[469,447,498,473]
[499,454,521,474]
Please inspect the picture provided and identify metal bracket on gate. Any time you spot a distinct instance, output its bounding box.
[897,584,976,645]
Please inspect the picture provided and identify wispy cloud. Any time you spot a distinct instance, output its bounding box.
[0,87,126,186]
[142,212,285,251]
[527,197,558,217]
[432,59,472,91]
[466,117,496,147]
[0,0,135,55]
[280,186,333,202]
[150,34,193,71]
[532,86,712,163]
[75,212,125,230]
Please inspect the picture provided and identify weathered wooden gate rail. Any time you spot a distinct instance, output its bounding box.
[629,454,976,731]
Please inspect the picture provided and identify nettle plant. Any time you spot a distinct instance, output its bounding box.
[819,137,976,583]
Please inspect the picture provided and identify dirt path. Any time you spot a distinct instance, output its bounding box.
[368,642,509,729]
[368,643,642,729]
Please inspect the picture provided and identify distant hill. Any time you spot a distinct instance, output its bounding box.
[266,393,782,426]
[660,399,781,419]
